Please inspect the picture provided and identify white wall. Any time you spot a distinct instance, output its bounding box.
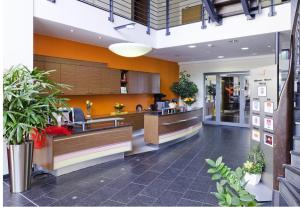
[179,54,275,108]
[2,0,34,175]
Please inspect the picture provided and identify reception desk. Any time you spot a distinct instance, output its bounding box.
[144,108,202,145]
[33,123,132,176]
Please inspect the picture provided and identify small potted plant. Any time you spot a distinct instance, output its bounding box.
[243,145,265,186]
[114,103,125,114]
[86,100,93,119]
[183,97,196,110]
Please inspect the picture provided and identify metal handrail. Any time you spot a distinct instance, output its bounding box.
[78,0,290,31]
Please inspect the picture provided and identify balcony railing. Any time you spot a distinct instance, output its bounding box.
[78,0,290,34]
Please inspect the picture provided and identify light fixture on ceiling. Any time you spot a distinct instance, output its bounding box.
[267,45,272,48]
[241,47,249,50]
[188,45,197,48]
[108,43,152,57]
[207,43,214,47]
[217,56,224,59]
[114,23,136,30]
[70,29,74,33]
[97,36,102,40]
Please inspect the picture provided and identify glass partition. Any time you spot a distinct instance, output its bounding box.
[204,75,216,121]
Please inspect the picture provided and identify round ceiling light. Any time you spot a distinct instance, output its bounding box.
[108,43,152,57]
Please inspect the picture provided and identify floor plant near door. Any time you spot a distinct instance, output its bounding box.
[3,65,68,193]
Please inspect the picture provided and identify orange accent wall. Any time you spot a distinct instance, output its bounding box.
[34,34,179,115]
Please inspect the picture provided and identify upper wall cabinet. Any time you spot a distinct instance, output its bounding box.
[127,71,160,94]
[34,55,160,95]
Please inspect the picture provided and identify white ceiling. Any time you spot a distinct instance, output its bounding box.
[34,18,291,63]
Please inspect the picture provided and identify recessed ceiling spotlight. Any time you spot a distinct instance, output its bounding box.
[188,45,197,48]
[70,29,74,33]
[207,44,214,47]
[267,45,272,48]
[241,47,249,50]
[97,36,102,39]
[217,56,224,59]
[229,39,238,43]
[125,24,135,29]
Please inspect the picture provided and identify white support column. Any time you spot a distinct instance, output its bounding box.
[3,0,33,71]
[2,0,34,175]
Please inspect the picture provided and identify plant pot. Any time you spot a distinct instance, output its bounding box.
[7,140,34,193]
[186,105,192,111]
[244,172,261,186]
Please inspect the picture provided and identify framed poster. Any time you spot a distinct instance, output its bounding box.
[264,133,273,147]
[264,101,274,114]
[264,117,274,131]
[252,129,260,142]
[252,100,260,112]
[257,86,267,97]
[252,115,260,127]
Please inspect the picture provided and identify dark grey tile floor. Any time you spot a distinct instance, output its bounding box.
[4,125,252,206]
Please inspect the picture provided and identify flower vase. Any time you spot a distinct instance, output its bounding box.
[186,105,192,111]
[115,108,122,114]
[244,172,261,186]
[86,108,91,119]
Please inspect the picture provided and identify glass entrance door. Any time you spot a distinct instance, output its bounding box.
[204,73,250,127]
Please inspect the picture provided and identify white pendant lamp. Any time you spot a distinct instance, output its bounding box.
[108,43,152,57]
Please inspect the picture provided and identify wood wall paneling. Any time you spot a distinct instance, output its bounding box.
[182,5,202,24]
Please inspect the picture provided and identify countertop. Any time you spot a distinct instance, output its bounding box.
[146,107,203,116]
[53,122,131,139]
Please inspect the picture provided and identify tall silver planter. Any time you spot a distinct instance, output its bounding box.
[7,140,34,193]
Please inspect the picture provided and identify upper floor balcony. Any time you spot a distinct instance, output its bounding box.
[78,0,290,32]
[34,0,292,53]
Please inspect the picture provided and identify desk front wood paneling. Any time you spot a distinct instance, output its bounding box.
[144,109,202,145]
[33,126,132,171]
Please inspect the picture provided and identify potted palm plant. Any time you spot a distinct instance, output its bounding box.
[3,65,68,192]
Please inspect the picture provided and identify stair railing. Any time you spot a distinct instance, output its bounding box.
[273,0,300,190]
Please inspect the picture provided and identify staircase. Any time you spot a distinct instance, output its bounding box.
[276,2,300,205]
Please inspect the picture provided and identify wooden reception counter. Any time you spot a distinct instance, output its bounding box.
[33,123,132,176]
[144,108,203,145]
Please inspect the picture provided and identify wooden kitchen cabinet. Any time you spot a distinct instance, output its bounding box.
[151,73,160,93]
[127,71,160,94]
[34,55,160,95]
[34,60,61,84]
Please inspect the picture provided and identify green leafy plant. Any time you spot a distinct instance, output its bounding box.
[206,157,257,207]
[247,145,265,168]
[171,71,198,99]
[243,161,263,174]
[207,85,216,97]
[3,65,69,145]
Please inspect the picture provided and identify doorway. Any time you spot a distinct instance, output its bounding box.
[203,72,250,127]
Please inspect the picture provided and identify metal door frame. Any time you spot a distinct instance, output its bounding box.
[203,72,250,128]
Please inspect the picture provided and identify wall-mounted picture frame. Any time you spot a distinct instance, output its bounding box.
[257,86,267,97]
[264,117,274,131]
[252,129,260,142]
[252,115,260,127]
[252,100,260,112]
[264,101,274,114]
[264,133,273,147]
